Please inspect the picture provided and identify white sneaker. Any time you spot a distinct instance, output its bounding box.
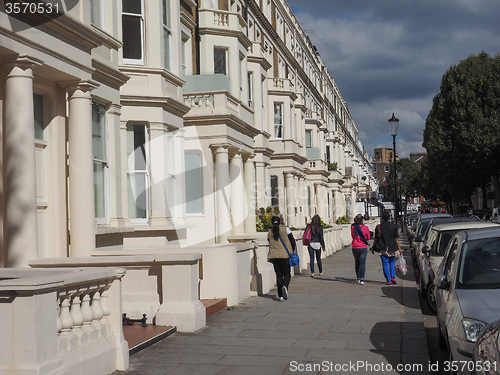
[360,280,365,285]
[279,297,284,301]
[282,286,288,300]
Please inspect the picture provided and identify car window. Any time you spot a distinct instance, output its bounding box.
[436,231,459,256]
[418,222,430,236]
[457,237,500,289]
[427,230,437,252]
[443,238,459,280]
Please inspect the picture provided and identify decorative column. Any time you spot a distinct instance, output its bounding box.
[243,154,256,233]
[230,151,245,235]
[4,55,43,267]
[214,145,231,243]
[285,172,295,227]
[66,80,99,257]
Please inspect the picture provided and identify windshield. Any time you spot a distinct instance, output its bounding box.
[457,237,500,289]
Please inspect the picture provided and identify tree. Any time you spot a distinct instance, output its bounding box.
[387,158,422,213]
[423,52,500,208]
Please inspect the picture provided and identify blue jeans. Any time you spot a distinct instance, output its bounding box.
[352,248,368,281]
[308,246,323,273]
[380,255,396,282]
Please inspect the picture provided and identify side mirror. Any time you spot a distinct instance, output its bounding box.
[415,236,423,242]
[434,272,450,290]
[421,246,430,257]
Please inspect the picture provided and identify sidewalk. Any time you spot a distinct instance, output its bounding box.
[114,234,431,375]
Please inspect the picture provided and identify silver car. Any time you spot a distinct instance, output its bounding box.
[434,227,500,374]
[417,221,499,313]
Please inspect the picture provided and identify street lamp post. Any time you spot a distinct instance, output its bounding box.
[398,171,403,220]
[388,113,399,222]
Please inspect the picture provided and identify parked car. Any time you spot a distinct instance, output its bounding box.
[411,214,459,264]
[409,213,453,258]
[472,318,500,375]
[417,221,499,313]
[434,227,500,373]
[468,209,491,222]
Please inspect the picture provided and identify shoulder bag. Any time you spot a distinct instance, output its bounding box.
[371,225,386,253]
[279,236,300,267]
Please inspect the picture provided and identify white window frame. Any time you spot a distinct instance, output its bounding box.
[214,47,228,75]
[127,123,150,224]
[122,0,145,65]
[305,130,312,148]
[274,102,283,139]
[163,0,172,71]
[185,151,204,215]
[90,0,105,29]
[92,102,110,225]
[247,72,253,108]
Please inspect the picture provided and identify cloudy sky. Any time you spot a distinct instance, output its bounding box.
[287,0,500,158]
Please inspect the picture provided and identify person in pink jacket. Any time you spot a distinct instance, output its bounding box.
[351,214,371,284]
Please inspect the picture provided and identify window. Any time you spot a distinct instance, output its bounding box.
[248,72,253,108]
[92,103,109,223]
[162,0,171,70]
[91,0,105,29]
[127,124,149,222]
[214,47,227,75]
[326,145,331,164]
[34,93,44,140]
[122,0,144,64]
[385,166,389,173]
[274,103,283,138]
[270,176,279,207]
[185,153,203,214]
[305,130,312,148]
[181,33,189,77]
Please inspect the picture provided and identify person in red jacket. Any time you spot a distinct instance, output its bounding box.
[351,214,371,285]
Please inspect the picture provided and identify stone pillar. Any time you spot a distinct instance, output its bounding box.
[66,80,99,257]
[285,172,294,227]
[243,154,256,233]
[214,145,231,243]
[4,55,43,267]
[293,174,300,227]
[230,151,245,235]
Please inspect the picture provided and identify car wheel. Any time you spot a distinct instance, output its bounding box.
[426,282,437,313]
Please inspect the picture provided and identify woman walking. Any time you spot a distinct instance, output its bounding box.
[351,214,370,284]
[268,216,296,300]
[375,210,403,285]
[308,214,326,277]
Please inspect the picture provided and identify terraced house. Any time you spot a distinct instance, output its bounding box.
[0,0,376,373]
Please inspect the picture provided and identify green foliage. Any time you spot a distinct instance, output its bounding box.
[423,51,500,205]
[328,162,338,171]
[387,158,422,201]
[335,215,350,225]
[256,206,283,232]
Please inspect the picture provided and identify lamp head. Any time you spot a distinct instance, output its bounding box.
[388,113,399,136]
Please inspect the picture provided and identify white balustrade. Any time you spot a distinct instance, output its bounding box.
[0,267,128,375]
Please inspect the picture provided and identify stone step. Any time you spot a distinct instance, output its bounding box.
[123,324,176,355]
[201,298,227,317]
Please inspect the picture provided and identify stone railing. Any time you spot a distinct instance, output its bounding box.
[30,254,205,333]
[198,8,246,33]
[0,267,128,375]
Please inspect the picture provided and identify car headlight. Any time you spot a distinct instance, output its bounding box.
[462,318,487,342]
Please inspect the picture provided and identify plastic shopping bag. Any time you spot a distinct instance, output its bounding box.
[395,254,408,277]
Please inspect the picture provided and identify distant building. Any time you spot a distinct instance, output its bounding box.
[373,148,399,199]
[410,152,427,168]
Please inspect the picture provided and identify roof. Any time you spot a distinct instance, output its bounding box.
[463,227,500,241]
[431,222,499,232]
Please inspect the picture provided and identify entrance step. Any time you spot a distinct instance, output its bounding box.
[201,298,227,317]
[123,324,176,355]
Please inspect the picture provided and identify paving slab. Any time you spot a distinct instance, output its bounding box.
[113,232,431,375]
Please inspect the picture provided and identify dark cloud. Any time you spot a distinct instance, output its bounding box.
[287,0,500,157]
